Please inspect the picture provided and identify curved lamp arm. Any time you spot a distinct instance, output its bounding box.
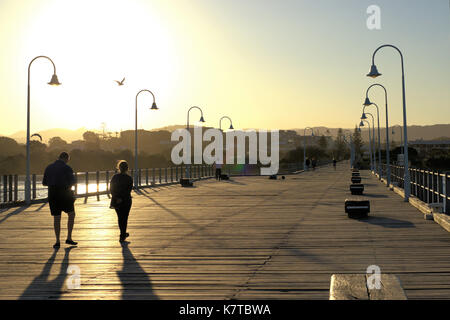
[187,106,204,129]
[28,55,57,77]
[303,127,314,136]
[371,44,404,73]
[219,116,233,130]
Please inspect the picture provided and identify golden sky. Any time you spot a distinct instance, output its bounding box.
[0,0,449,136]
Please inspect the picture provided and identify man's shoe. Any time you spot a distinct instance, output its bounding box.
[65,239,78,246]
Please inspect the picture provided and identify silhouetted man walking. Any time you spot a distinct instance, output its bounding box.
[43,152,77,248]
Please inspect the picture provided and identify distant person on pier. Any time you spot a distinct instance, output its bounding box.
[43,152,77,248]
[333,158,337,170]
[215,162,222,180]
[110,160,133,243]
[312,158,317,171]
[305,158,310,170]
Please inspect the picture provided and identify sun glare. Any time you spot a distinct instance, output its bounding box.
[20,0,176,133]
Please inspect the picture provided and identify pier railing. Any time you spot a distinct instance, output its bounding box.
[1,162,328,208]
[380,164,449,214]
[1,165,214,207]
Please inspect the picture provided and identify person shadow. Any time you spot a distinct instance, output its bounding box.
[117,242,158,300]
[20,246,75,299]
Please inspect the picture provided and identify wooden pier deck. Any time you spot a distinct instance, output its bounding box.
[1,164,450,300]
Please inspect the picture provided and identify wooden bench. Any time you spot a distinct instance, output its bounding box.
[345,198,370,218]
[351,176,362,184]
[350,183,364,195]
[180,178,193,187]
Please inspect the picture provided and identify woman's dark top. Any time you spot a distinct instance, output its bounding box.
[110,173,133,209]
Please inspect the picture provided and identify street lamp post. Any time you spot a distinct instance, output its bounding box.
[392,125,403,154]
[362,102,382,178]
[26,56,61,203]
[364,83,390,186]
[303,127,314,170]
[367,44,410,201]
[361,112,377,174]
[186,106,205,178]
[134,89,158,188]
[359,120,373,171]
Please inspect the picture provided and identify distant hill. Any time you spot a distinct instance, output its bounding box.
[293,124,450,142]
[7,127,89,144]
[3,123,450,144]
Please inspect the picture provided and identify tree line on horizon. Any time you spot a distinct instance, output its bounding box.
[0,128,448,175]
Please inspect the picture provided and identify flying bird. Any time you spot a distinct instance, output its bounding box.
[115,77,125,86]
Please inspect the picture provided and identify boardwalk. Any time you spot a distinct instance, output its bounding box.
[1,164,450,300]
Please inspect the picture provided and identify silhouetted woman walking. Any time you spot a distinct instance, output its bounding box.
[110,160,133,242]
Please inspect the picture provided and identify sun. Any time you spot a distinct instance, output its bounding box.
[20,0,177,133]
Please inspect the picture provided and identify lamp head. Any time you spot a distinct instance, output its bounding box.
[48,74,61,86]
[361,112,367,120]
[150,102,158,110]
[199,116,205,123]
[311,132,315,137]
[359,120,364,127]
[367,64,382,78]
[363,97,372,106]
[229,124,234,130]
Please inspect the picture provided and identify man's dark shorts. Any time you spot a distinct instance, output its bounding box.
[48,186,75,216]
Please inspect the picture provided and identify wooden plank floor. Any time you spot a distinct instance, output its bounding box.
[1,164,450,300]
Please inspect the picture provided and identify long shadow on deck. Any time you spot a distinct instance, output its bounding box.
[357,216,415,228]
[20,247,75,299]
[363,194,389,198]
[117,242,158,300]
[0,206,29,224]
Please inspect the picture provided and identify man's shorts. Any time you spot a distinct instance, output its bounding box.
[48,186,75,216]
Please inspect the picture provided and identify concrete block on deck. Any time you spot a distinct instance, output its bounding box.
[433,213,450,233]
[330,274,407,300]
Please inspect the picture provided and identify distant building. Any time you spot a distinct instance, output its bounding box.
[409,140,450,154]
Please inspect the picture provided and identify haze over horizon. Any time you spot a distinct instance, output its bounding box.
[0,0,449,136]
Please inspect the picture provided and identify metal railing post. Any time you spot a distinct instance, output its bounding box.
[85,172,89,195]
[443,173,447,214]
[106,171,109,194]
[96,171,100,200]
[74,172,78,196]
[32,174,36,200]
[2,175,7,203]
[146,168,149,185]
[152,168,155,185]
[8,175,12,202]
[159,168,162,184]
[13,175,18,202]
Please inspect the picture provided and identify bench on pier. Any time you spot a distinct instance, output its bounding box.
[351,176,362,184]
[351,172,360,177]
[180,178,193,187]
[329,274,407,300]
[345,198,370,218]
[350,183,364,195]
[220,174,230,180]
